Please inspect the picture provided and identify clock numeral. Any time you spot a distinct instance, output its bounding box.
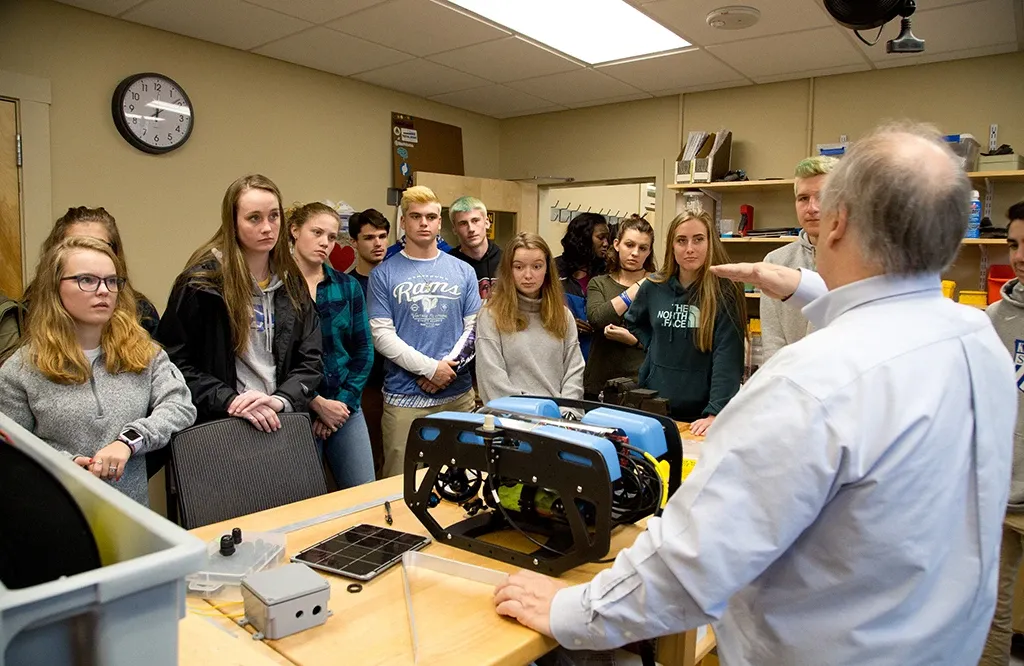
[154,135,159,143]
[132,118,137,125]
[131,91,140,101]
[141,83,148,92]
[179,115,185,123]
[142,129,147,136]
[167,133,172,141]
[128,104,134,112]
[175,125,181,134]
[155,82,162,92]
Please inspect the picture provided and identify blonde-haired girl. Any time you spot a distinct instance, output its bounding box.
[476,232,584,404]
[0,236,196,506]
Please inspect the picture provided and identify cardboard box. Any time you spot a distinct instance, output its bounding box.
[979,154,1024,172]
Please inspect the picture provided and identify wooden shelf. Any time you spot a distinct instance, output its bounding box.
[968,170,1024,182]
[669,178,794,191]
[961,238,1006,245]
[721,237,797,243]
[669,171,1024,192]
[745,292,761,298]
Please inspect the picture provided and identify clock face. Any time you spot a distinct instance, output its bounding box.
[112,73,194,154]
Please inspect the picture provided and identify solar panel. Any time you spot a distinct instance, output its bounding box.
[291,524,430,581]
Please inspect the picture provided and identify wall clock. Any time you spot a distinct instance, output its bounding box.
[111,72,194,154]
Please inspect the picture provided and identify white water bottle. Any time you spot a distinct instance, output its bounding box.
[966,190,982,239]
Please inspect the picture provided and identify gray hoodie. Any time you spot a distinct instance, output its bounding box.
[986,278,1024,512]
[762,231,816,361]
[0,346,197,506]
[236,274,291,411]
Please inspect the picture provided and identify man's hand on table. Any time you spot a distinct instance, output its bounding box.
[711,262,801,301]
[494,570,568,638]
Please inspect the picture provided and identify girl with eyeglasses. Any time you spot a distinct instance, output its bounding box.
[0,237,196,506]
[157,174,322,431]
[21,207,161,336]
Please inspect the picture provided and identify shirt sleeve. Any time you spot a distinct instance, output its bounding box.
[474,309,517,404]
[586,278,624,331]
[0,351,36,436]
[549,374,846,650]
[704,293,745,416]
[789,268,827,308]
[624,281,652,349]
[560,313,586,400]
[760,290,787,362]
[123,349,198,456]
[337,281,373,407]
[370,318,439,378]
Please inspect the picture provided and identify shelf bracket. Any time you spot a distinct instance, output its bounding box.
[983,177,994,221]
[979,245,989,292]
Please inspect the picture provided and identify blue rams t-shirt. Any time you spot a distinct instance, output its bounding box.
[368,251,481,401]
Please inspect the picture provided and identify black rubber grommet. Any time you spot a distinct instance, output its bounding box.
[347,583,363,593]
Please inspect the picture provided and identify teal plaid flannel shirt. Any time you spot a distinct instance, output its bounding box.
[314,264,373,409]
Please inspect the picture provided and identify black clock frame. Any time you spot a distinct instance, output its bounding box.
[111,72,194,155]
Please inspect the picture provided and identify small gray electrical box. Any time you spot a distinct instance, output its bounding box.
[240,563,331,640]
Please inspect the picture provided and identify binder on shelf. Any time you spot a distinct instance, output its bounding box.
[676,131,709,184]
[693,131,732,183]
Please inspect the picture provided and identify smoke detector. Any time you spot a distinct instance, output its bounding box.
[706,6,761,30]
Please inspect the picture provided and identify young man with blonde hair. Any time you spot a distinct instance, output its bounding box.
[448,196,501,300]
[760,155,838,361]
[368,186,481,477]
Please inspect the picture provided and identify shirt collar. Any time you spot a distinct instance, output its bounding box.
[802,272,942,329]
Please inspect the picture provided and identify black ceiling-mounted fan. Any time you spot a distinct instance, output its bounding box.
[824,0,925,53]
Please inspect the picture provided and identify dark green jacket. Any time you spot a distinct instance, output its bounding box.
[625,275,744,420]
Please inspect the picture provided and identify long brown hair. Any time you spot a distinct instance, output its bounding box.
[27,236,154,384]
[486,232,568,339]
[180,174,306,354]
[606,215,657,275]
[652,211,746,352]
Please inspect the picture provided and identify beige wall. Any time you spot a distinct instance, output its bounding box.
[0,0,500,309]
[539,183,651,251]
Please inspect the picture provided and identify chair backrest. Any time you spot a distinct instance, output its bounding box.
[169,413,327,529]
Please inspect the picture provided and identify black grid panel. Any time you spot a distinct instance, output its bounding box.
[293,524,428,579]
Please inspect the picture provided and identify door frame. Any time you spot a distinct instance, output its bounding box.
[0,69,52,286]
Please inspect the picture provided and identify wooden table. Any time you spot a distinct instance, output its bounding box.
[179,424,715,666]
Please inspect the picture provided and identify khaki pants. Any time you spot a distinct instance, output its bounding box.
[979,513,1024,666]
[380,390,476,478]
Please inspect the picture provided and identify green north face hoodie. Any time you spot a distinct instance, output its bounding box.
[625,275,745,421]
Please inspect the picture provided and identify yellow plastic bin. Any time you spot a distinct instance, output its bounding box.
[958,290,988,309]
[941,280,956,300]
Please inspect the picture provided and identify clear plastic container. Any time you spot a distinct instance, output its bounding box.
[186,531,287,599]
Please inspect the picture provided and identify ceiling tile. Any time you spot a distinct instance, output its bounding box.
[597,48,748,92]
[649,79,750,97]
[566,92,654,110]
[429,85,564,118]
[54,0,148,16]
[707,26,866,79]
[242,0,388,24]
[120,0,313,50]
[253,26,413,76]
[641,0,834,46]
[353,59,492,97]
[872,43,1019,70]
[427,37,582,83]
[752,63,870,84]
[854,0,1019,62]
[508,69,644,106]
[326,0,509,56]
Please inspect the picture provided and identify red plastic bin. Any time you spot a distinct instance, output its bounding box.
[988,265,1015,304]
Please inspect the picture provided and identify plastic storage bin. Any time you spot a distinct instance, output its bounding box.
[958,290,988,309]
[942,280,957,299]
[0,413,205,666]
[989,265,1015,304]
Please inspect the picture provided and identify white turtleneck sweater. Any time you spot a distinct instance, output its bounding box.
[475,294,585,405]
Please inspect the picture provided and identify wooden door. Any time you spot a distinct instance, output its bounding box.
[0,99,22,298]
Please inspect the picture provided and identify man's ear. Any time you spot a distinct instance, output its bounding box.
[822,207,847,248]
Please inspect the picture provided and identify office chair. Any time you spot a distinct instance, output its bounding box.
[168,413,327,529]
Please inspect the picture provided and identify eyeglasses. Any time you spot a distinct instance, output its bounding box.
[60,275,126,292]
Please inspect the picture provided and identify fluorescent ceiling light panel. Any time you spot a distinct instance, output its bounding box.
[447,0,689,65]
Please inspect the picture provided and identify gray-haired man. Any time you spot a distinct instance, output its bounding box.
[493,123,1014,666]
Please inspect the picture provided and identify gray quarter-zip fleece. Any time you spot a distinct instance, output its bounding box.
[235,274,292,410]
[0,346,197,506]
[987,278,1024,512]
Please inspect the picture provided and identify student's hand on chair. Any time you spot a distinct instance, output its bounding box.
[690,415,715,436]
[228,390,276,417]
[312,418,333,440]
[574,318,593,334]
[430,359,458,389]
[604,324,637,346]
[710,262,801,301]
[493,569,567,638]
[238,401,282,432]
[88,441,131,481]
